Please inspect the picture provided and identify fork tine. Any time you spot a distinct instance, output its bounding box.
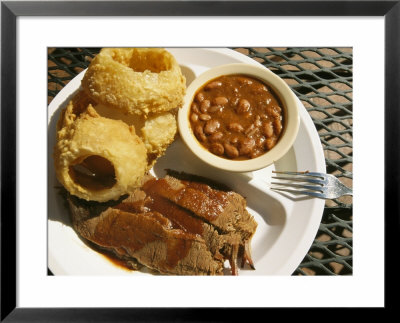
[272,171,325,178]
[271,176,325,185]
[271,182,324,192]
[270,187,326,199]
[271,171,352,199]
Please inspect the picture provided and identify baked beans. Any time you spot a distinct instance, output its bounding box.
[189,74,285,160]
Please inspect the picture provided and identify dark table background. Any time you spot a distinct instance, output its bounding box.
[48,47,353,275]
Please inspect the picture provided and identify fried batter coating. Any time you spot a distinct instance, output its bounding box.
[54,48,185,201]
[81,48,186,115]
[91,103,146,136]
[56,90,99,133]
[68,90,178,164]
[54,104,148,202]
[141,112,177,155]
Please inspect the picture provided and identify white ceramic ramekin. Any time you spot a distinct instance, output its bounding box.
[178,63,300,172]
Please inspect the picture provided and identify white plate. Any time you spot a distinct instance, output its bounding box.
[48,48,326,276]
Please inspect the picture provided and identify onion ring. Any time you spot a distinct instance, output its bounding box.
[54,104,148,202]
[62,90,177,166]
[141,112,177,156]
[81,48,186,115]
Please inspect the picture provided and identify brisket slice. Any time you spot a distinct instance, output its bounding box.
[111,186,242,274]
[67,172,257,275]
[165,169,232,192]
[68,195,224,275]
[142,176,258,268]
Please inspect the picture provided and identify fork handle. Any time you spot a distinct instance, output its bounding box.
[342,187,353,197]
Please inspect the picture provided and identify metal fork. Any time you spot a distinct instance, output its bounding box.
[271,171,353,199]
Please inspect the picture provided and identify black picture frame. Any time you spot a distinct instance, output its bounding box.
[1,0,397,321]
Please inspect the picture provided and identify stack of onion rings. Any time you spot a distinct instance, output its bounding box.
[54,48,186,202]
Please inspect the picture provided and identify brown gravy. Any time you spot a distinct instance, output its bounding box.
[93,208,196,271]
[142,178,204,235]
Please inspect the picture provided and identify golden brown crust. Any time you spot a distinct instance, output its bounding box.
[141,111,177,155]
[54,105,148,202]
[62,90,178,166]
[81,48,186,116]
[54,48,185,202]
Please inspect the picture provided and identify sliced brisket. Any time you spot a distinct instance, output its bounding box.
[67,172,257,275]
[143,176,258,268]
[69,197,224,275]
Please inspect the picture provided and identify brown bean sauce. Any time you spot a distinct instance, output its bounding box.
[189,74,285,160]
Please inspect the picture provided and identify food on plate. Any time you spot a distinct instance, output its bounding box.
[54,104,148,202]
[52,48,258,275]
[67,171,258,275]
[63,90,178,167]
[189,74,284,160]
[143,171,258,272]
[90,98,177,156]
[54,48,186,202]
[81,48,186,115]
[56,89,93,131]
[140,112,177,157]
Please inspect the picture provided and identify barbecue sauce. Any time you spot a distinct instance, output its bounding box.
[93,208,196,271]
[143,177,229,222]
[179,180,228,222]
[142,178,204,235]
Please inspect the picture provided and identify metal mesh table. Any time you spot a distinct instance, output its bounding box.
[48,47,353,275]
